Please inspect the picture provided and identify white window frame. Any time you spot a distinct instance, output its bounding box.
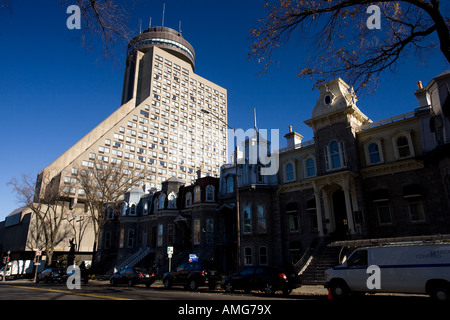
[364,139,384,165]
[391,131,415,160]
[304,155,316,178]
[324,140,346,171]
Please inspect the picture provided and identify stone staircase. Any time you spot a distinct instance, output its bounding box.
[298,244,342,285]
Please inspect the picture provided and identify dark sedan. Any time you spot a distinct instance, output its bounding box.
[110,267,156,287]
[222,266,301,295]
[162,261,222,291]
[36,268,65,283]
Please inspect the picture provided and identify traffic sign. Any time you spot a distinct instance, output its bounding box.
[167,246,174,254]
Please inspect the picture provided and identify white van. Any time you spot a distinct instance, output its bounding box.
[0,260,44,280]
[324,242,450,300]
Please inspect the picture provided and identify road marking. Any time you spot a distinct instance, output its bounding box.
[4,285,133,300]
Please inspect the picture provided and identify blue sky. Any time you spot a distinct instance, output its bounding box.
[0,0,448,221]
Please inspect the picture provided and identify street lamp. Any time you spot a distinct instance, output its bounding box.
[200,108,241,273]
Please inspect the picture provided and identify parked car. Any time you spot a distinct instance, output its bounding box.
[162,261,222,291]
[61,267,90,285]
[110,267,156,287]
[222,266,301,295]
[36,268,65,283]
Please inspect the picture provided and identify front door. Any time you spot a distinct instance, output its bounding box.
[332,189,348,239]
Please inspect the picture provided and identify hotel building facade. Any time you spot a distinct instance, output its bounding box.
[37,26,228,203]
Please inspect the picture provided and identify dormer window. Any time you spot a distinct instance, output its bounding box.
[397,136,411,158]
[206,185,215,202]
[392,131,415,160]
[305,157,316,177]
[185,192,192,207]
[324,94,332,105]
[364,140,384,165]
[284,162,295,182]
[194,186,201,202]
[158,194,165,210]
[168,192,177,208]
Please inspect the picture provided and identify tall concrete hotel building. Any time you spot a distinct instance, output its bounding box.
[37,27,228,200]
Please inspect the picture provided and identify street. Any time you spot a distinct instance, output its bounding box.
[0,279,446,319]
[0,280,306,301]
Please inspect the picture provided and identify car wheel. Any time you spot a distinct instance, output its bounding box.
[429,285,450,301]
[127,279,134,287]
[263,283,274,296]
[163,278,171,289]
[330,280,350,299]
[188,279,198,291]
[110,278,116,286]
[224,281,234,293]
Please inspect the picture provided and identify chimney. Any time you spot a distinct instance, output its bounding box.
[414,80,431,108]
[417,81,423,90]
[284,126,303,151]
[197,166,205,179]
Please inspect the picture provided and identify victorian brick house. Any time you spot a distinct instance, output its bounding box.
[95,71,450,276]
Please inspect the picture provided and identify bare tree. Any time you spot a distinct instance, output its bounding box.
[250,0,450,93]
[62,0,131,55]
[77,160,147,262]
[2,0,132,56]
[8,174,72,266]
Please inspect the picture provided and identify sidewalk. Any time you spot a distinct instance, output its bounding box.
[292,285,328,296]
[147,280,328,296]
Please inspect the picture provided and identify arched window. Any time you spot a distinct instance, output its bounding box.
[194,186,201,202]
[130,204,136,216]
[285,162,295,182]
[368,143,381,164]
[306,157,316,177]
[226,176,234,193]
[397,136,411,158]
[168,192,177,209]
[325,140,346,170]
[206,185,215,202]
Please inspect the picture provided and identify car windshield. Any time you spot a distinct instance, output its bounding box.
[239,268,254,276]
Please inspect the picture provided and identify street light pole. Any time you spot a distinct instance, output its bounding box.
[201,108,241,273]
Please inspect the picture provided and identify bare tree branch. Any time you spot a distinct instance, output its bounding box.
[250,0,450,93]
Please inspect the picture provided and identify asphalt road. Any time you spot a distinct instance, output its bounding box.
[0,280,446,318]
[0,280,300,301]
